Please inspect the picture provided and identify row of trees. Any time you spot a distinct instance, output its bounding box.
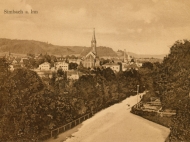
[0,56,152,141]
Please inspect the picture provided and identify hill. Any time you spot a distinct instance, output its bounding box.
[0,38,85,56]
[0,39,118,57]
[0,38,165,59]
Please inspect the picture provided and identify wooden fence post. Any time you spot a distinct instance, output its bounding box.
[44,112,95,140]
[69,123,71,129]
[51,131,53,137]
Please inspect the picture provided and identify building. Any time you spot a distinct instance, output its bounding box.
[39,62,51,70]
[122,49,131,71]
[123,49,132,63]
[81,28,100,68]
[122,62,139,71]
[121,49,141,71]
[102,63,120,72]
[57,57,65,62]
[55,62,68,71]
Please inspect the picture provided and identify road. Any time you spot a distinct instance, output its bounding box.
[46,94,170,142]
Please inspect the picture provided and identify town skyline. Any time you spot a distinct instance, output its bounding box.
[1,0,190,55]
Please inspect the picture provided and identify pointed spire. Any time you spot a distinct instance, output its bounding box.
[91,28,97,55]
[92,28,96,41]
[124,49,126,62]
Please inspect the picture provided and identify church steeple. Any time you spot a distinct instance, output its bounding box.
[91,28,96,54]
[123,49,126,62]
[92,28,96,41]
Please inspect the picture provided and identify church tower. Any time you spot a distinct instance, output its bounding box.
[81,28,99,68]
[123,49,126,62]
[91,28,97,55]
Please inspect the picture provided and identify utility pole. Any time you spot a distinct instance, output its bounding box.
[137,85,139,104]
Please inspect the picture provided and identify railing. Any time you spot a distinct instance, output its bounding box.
[39,112,94,141]
[157,111,176,117]
[133,101,143,109]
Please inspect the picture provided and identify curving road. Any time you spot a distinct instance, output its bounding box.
[46,94,170,142]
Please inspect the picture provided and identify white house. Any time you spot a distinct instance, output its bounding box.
[55,62,68,71]
[122,63,139,71]
[102,63,120,72]
[39,62,51,71]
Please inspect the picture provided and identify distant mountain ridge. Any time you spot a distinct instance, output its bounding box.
[0,38,166,59]
[116,50,166,59]
[0,38,84,56]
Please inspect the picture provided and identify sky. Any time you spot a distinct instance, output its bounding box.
[0,0,190,55]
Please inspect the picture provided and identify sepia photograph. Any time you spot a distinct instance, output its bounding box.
[0,0,190,142]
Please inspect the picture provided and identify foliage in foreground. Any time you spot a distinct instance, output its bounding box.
[153,40,190,141]
[0,64,149,141]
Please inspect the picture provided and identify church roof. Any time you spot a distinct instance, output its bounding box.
[80,47,92,57]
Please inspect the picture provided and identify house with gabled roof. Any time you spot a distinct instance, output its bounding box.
[39,62,51,71]
[102,63,120,72]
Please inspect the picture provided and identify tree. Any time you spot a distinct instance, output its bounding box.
[43,54,51,63]
[57,68,64,77]
[0,57,10,109]
[0,69,44,141]
[152,40,190,141]
[27,53,35,58]
[69,62,78,70]
[170,97,190,141]
[100,58,110,65]
[0,57,9,83]
[102,67,116,81]
[142,62,153,70]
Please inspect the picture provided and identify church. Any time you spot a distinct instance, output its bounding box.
[81,28,100,68]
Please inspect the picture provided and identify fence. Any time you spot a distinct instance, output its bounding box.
[133,101,143,109]
[39,94,145,141]
[39,112,94,141]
